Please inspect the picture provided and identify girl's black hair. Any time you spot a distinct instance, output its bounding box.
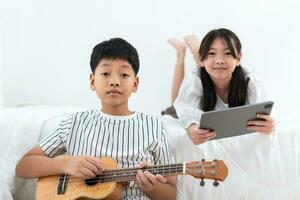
[198,28,249,111]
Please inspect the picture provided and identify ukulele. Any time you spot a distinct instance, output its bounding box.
[36,157,228,200]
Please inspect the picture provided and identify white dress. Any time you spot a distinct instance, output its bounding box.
[173,68,267,128]
[163,68,280,200]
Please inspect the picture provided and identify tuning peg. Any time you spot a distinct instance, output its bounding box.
[213,180,219,187]
[200,179,205,186]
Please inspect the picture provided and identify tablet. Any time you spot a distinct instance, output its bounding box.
[199,101,274,140]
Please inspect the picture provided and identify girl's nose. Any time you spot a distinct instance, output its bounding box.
[215,56,225,64]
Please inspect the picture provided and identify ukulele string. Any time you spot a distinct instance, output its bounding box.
[63,164,212,184]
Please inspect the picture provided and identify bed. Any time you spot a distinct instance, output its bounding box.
[163,112,300,200]
[0,105,299,200]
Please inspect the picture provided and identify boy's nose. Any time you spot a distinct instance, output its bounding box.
[110,82,120,86]
[109,76,120,86]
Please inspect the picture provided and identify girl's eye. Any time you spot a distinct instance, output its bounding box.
[225,52,232,55]
[208,52,215,55]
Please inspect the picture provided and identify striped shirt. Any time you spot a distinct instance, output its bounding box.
[39,110,173,200]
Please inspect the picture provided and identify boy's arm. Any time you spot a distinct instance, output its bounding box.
[135,162,177,200]
[16,145,71,178]
[144,176,177,200]
[138,120,176,200]
[15,145,103,179]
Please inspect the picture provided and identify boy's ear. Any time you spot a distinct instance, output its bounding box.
[132,76,139,93]
[90,73,95,91]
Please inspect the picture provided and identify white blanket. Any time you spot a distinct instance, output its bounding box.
[0,106,82,200]
[163,112,300,200]
[0,106,299,200]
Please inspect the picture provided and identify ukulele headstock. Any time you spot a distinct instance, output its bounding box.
[186,159,228,183]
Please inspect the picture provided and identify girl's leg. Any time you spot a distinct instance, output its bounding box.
[167,38,187,103]
[184,35,202,67]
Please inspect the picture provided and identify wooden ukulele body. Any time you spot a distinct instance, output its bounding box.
[36,157,228,200]
[36,157,125,200]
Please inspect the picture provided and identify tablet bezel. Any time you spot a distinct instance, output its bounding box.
[199,101,274,140]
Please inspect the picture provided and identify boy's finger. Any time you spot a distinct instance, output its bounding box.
[136,161,151,168]
[136,163,146,168]
[83,161,99,175]
[80,168,96,179]
[84,160,102,174]
[156,174,167,183]
[87,157,103,171]
[138,171,152,188]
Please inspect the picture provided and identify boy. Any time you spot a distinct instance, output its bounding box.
[15,38,177,200]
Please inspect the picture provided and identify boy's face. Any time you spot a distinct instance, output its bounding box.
[90,58,139,112]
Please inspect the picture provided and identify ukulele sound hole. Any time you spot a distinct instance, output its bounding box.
[84,175,100,186]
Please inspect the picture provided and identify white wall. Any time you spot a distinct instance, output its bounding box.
[0,19,3,108]
[1,0,300,115]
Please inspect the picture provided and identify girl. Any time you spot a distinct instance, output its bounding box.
[163,28,274,145]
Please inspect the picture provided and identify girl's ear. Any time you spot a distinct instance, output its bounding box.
[236,52,242,66]
[132,76,139,93]
[199,61,204,68]
[198,54,204,68]
[90,73,95,91]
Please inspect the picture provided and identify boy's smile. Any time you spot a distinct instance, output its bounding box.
[90,58,139,115]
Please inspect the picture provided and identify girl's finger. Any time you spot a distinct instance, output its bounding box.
[256,114,272,121]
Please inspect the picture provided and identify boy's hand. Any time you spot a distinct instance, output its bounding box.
[247,114,274,134]
[64,155,103,179]
[187,124,216,145]
[135,162,167,192]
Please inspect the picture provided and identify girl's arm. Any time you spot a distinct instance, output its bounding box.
[173,70,204,128]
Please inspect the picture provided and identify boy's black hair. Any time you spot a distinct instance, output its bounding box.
[198,28,249,111]
[90,38,139,75]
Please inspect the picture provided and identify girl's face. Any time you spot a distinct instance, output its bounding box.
[202,37,241,84]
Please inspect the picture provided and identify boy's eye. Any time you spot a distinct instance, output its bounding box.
[121,73,129,78]
[100,72,109,76]
[208,52,215,55]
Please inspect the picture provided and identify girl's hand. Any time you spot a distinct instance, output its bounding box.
[135,162,167,192]
[247,114,274,134]
[64,155,103,179]
[187,124,216,145]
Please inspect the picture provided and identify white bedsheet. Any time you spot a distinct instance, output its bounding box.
[163,111,300,200]
[0,106,299,200]
[0,106,82,200]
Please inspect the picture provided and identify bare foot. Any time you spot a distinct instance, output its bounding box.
[167,38,187,55]
[184,34,201,53]
[184,34,202,67]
